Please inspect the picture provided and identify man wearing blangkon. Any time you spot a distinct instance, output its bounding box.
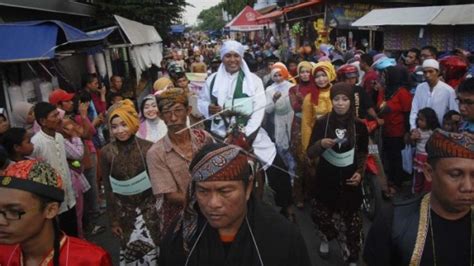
[364,129,473,265]
[159,143,311,266]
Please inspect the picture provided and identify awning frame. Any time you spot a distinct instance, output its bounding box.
[352,4,474,27]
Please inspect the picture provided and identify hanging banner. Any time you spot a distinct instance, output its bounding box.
[328,3,383,28]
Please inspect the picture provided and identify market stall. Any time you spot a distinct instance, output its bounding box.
[0,20,115,119]
[224,5,273,42]
[352,4,474,51]
[113,15,163,81]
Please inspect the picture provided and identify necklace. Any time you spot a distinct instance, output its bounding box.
[428,205,473,266]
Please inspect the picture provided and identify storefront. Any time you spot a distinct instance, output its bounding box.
[352,4,474,52]
[0,20,115,121]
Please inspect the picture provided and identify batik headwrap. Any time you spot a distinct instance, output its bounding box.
[1,160,64,202]
[107,99,140,134]
[190,144,251,182]
[156,87,188,111]
[426,129,474,159]
[180,144,253,254]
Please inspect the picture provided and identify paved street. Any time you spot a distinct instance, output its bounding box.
[87,201,377,266]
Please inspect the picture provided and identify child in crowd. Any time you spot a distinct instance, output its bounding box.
[0,127,34,162]
[107,92,124,108]
[410,107,440,193]
[60,118,91,238]
[442,110,462,132]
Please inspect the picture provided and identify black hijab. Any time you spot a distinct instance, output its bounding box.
[384,65,410,100]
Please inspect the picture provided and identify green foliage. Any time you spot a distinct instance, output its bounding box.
[196,3,225,31]
[221,0,256,17]
[94,0,189,43]
[196,0,256,31]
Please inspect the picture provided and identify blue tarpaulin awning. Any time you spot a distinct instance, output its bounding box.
[170,24,185,34]
[0,20,116,63]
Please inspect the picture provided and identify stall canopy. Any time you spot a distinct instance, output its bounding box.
[114,15,163,78]
[171,24,186,34]
[256,10,283,22]
[256,0,321,22]
[0,20,115,63]
[226,5,270,31]
[352,4,474,27]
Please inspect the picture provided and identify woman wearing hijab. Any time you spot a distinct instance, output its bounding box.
[289,61,316,208]
[265,62,296,179]
[307,83,369,265]
[100,99,160,265]
[11,101,35,132]
[153,77,174,94]
[377,65,413,197]
[301,61,336,154]
[137,95,167,142]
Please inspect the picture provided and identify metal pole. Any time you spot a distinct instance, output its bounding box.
[369,29,373,51]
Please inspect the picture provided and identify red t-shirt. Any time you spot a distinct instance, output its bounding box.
[379,87,413,137]
[362,70,378,98]
[0,235,112,266]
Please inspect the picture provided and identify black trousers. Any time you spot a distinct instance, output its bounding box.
[59,206,78,237]
[382,136,406,187]
[266,153,293,208]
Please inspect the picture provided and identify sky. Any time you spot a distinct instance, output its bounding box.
[183,0,222,26]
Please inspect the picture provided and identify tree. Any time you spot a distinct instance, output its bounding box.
[94,0,189,43]
[196,0,257,31]
[196,3,225,31]
[221,0,256,17]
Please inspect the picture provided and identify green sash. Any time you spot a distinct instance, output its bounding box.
[210,69,250,127]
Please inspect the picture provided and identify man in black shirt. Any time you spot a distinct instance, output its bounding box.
[364,129,473,265]
[159,143,311,266]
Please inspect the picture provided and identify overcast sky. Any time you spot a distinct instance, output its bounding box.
[183,0,222,26]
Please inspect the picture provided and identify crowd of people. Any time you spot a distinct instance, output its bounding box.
[0,34,473,266]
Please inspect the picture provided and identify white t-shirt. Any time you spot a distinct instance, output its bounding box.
[31,130,76,214]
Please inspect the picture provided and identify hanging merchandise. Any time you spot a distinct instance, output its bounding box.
[39,80,53,102]
[21,80,37,104]
[86,54,97,74]
[94,52,107,79]
[8,84,25,105]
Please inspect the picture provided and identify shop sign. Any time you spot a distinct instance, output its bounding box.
[328,3,382,28]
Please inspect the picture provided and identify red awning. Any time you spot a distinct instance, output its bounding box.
[256,10,284,21]
[226,5,270,31]
[255,0,322,21]
[285,0,321,13]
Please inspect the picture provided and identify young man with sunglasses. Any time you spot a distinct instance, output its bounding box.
[409,59,459,137]
[0,160,111,265]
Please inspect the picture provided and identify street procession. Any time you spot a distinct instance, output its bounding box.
[0,0,473,265]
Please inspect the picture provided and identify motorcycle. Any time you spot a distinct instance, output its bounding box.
[360,120,387,220]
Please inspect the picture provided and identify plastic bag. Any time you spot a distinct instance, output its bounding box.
[401,144,414,174]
